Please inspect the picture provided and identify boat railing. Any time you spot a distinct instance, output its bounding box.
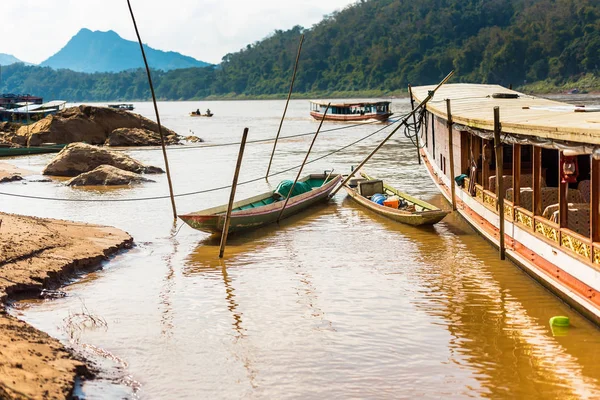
[463,176,599,265]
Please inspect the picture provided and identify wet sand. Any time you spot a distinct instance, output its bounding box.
[0,162,33,182]
[0,208,132,399]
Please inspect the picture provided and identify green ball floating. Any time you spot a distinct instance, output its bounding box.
[549,316,570,327]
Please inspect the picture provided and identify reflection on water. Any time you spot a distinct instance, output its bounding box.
[5,98,600,399]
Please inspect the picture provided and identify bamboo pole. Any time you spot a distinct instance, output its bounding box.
[493,107,505,260]
[266,34,305,179]
[446,99,456,211]
[408,84,421,165]
[219,128,249,258]
[276,104,329,223]
[330,71,455,198]
[127,0,177,220]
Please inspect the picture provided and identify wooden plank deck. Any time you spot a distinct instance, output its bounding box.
[411,83,600,145]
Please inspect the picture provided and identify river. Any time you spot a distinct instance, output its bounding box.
[3,97,600,399]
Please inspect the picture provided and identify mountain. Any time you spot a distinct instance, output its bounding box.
[40,28,211,73]
[2,0,600,101]
[0,53,29,66]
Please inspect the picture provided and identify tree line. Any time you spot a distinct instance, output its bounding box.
[1,0,598,101]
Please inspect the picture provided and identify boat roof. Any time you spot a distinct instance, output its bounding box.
[5,100,66,114]
[411,83,600,145]
[310,100,391,107]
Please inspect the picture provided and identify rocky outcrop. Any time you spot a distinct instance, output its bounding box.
[7,105,181,146]
[0,174,23,183]
[66,165,155,186]
[105,127,180,146]
[183,135,204,143]
[43,142,164,176]
[0,121,22,134]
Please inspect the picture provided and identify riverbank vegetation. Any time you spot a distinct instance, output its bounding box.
[1,0,598,101]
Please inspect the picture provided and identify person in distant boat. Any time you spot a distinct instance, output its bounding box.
[196,109,200,115]
[206,108,211,115]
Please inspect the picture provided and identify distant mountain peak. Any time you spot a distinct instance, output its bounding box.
[0,53,31,66]
[40,28,211,73]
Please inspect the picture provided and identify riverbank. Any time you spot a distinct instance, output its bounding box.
[0,211,132,399]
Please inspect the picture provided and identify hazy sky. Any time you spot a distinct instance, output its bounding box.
[2,0,357,65]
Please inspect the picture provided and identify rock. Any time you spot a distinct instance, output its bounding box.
[183,135,204,143]
[43,142,164,177]
[105,127,180,146]
[8,105,180,146]
[66,165,155,186]
[0,174,23,183]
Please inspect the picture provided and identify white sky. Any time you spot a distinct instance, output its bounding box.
[2,0,357,65]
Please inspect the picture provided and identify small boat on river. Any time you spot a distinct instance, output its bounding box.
[190,109,213,117]
[179,173,342,235]
[344,171,448,226]
[108,103,134,111]
[0,143,66,157]
[309,100,392,122]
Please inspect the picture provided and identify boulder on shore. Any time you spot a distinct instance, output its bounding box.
[66,165,155,186]
[7,105,181,146]
[105,127,180,146]
[0,174,23,183]
[43,142,164,177]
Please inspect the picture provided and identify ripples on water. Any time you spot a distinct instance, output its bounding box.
[5,98,600,399]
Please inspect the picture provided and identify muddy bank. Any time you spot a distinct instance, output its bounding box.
[0,212,132,399]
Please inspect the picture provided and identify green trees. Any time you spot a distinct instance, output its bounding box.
[1,0,599,100]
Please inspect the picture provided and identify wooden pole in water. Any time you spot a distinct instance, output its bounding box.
[330,70,455,198]
[446,99,456,211]
[219,128,249,258]
[127,0,177,220]
[493,107,505,260]
[408,84,421,165]
[276,104,329,223]
[266,34,305,180]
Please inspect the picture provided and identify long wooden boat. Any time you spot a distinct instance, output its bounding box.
[179,173,342,235]
[189,112,213,117]
[108,103,134,110]
[344,172,448,226]
[0,143,66,157]
[309,100,392,122]
[411,82,600,326]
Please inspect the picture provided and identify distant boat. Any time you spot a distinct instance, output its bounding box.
[344,171,448,226]
[310,100,392,122]
[108,103,134,110]
[179,173,342,235]
[0,143,66,157]
[0,100,67,123]
[190,110,213,117]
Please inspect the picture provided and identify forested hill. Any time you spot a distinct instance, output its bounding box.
[1,0,599,101]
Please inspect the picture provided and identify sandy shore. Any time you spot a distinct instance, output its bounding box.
[0,211,132,399]
[0,162,33,182]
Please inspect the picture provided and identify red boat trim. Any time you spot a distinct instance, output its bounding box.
[420,148,600,324]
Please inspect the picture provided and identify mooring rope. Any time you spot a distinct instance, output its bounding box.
[0,115,404,203]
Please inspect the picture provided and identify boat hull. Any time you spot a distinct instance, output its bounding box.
[0,144,66,157]
[179,174,342,235]
[309,111,391,122]
[343,174,447,226]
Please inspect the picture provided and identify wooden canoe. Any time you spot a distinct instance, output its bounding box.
[179,173,342,235]
[0,143,66,157]
[343,172,448,226]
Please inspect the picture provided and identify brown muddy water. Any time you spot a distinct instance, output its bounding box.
[3,97,600,399]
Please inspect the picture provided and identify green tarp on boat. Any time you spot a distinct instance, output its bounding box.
[274,180,313,199]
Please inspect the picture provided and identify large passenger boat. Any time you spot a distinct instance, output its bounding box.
[410,83,600,325]
[309,100,392,122]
